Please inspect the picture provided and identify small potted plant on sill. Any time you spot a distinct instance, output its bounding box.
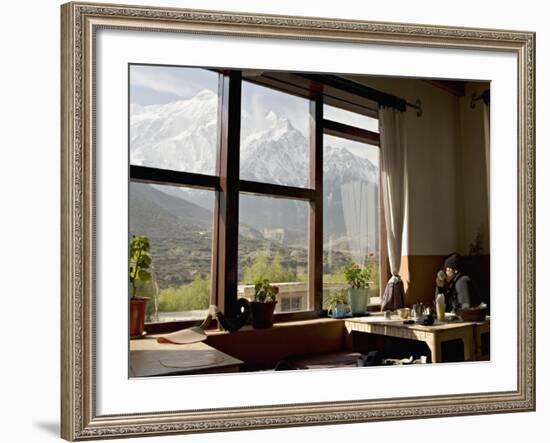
[324,289,351,318]
[343,259,373,315]
[250,278,279,329]
[129,235,152,337]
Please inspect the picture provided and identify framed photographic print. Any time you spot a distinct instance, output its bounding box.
[61,1,536,440]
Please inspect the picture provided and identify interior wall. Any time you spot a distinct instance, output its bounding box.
[347,75,489,306]
[458,82,491,255]
[350,76,461,256]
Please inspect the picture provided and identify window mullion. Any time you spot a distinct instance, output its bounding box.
[322,119,380,146]
[214,71,242,318]
[239,180,315,200]
[130,165,220,190]
[210,74,223,310]
[309,95,323,312]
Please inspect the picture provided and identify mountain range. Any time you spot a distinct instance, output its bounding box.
[131,89,378,242]
[130,89,379,285]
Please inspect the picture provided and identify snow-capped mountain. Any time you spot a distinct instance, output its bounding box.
[130,89,218,175]
[130,90,378,242]
[241,111,309,187]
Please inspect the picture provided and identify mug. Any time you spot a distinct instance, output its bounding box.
[397,307,410,319]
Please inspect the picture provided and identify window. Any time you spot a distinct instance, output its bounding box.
[130,64,219,175]
[129,66,383,325]
[323,135,381,303]
[238,81,312,313]
[238,194,309,313]
[129,65,219,322]
[240,81,310,187]
[129,182,215,322]
[324,104,379,133]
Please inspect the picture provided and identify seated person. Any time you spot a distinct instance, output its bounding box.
[435,253,481,312]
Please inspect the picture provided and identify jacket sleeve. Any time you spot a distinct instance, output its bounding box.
[455,276,474,309]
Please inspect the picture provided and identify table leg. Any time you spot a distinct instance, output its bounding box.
[433,327,475,363]
[427,336,441,363]
[463,331,475,361]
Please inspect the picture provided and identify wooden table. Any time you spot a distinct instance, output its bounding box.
[130,337,243,377]
[345,314,490,363]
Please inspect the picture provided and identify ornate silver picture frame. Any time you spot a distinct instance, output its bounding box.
[61,1,535,440]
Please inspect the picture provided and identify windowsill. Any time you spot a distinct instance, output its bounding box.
[205,305,381,337]
[204,316,343,337]
[144,298,381,334]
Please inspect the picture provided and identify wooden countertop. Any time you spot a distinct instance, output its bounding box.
[130,336,243,377]
[345,313,490,333]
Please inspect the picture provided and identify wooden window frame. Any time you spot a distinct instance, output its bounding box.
[321,118,388,299]
[129,68,386,329]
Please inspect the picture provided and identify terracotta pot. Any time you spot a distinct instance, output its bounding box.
[250,301,277,329]
[129,297,149,337]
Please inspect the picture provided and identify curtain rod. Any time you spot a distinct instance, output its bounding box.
[407,99,423,117]
[300,74,422,117]
[470,89,490,108]
[215,68,423,117]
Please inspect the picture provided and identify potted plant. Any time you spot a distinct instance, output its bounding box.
[324,289,351,318]
[129,235,152,337]
[250,278,279,329]
[343,261,373,315]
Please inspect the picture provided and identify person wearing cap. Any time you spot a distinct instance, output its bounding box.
[435,253,481,312]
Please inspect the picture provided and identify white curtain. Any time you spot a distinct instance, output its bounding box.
[341,180,377,266]
[379,106,407,280]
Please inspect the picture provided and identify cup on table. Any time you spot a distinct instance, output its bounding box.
[397,308,410,319]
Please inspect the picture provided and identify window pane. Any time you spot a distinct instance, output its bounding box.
[324,104,379,133]
[129,182,214,322]
[129,65,219,175]
[323,135,380,305]
[240,81,310,188]
[238,194,309,313]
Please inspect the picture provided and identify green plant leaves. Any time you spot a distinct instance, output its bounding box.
[253,277,276,302]
[138,269,151,282]
[139,254,152,268]
[129,235,153,297]
[343,262,373,288]
[323,289,349,310]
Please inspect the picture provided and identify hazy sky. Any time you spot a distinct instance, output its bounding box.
[130,64,218,104]
[129,64,379,165]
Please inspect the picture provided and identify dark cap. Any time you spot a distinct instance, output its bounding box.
[444,253,461,270]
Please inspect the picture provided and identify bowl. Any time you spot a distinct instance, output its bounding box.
[457,306,487,322]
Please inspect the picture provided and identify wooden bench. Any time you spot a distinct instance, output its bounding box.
[205,318,351,369]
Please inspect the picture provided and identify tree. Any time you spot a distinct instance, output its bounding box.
[266,254,296,283]
[242,253,268,284]
[157,276,210,312]
[242,252,297,284]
